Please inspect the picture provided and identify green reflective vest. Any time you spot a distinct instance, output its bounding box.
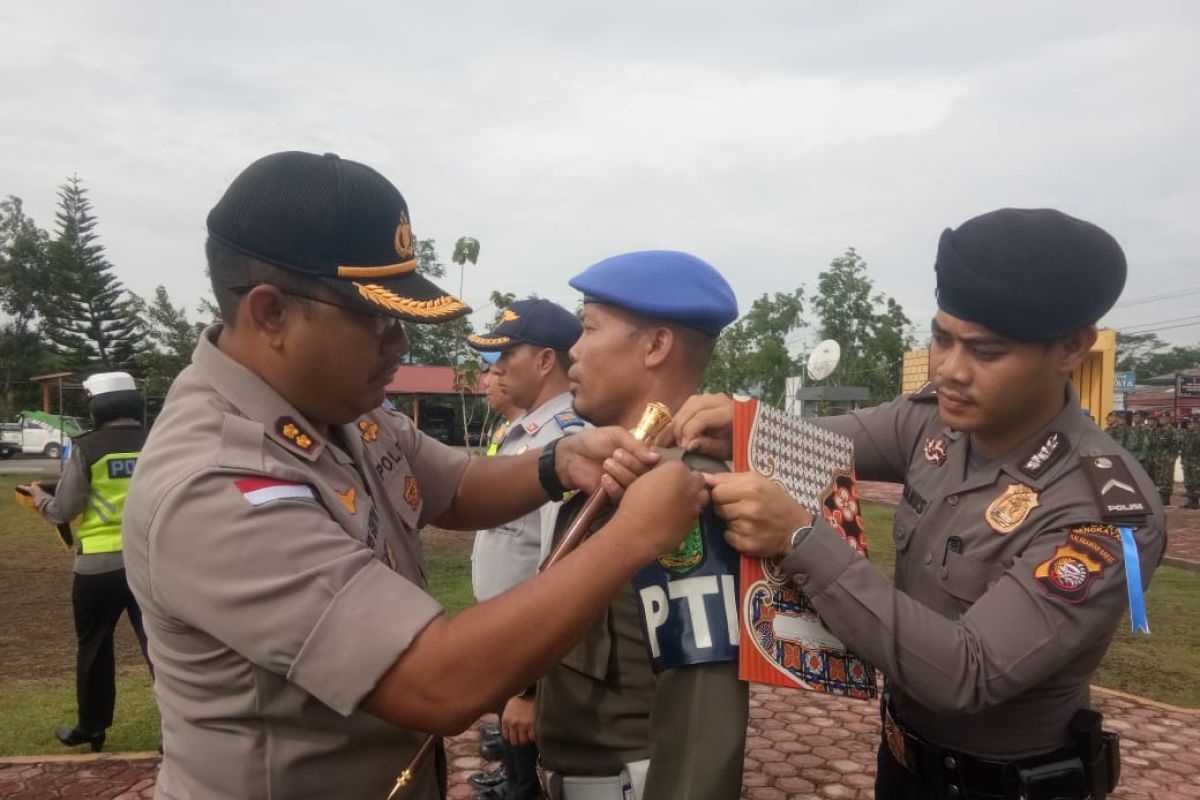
[77,451,140,554]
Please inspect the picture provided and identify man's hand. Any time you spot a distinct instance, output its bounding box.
[705,473,812,559]
[659,393,735,461]
[555,426,660,500]
[606,461,709,561]
[20,483,49,504]
[501,695,535,747]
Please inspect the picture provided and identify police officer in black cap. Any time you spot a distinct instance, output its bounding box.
[668,209,1165,800]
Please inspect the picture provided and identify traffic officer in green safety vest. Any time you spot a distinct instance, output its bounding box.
[19,371,152,753]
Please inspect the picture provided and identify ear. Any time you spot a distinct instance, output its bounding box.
[642,326,675,369]
[534,347,557,378]
[1055,326,1098,374]
[241,285,292,349]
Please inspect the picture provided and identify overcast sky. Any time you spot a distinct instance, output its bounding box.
[2,1,1197,351]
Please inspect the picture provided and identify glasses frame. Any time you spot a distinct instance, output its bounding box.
[227,284,407,338]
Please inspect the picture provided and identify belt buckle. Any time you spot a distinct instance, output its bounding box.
[883,707,914,771]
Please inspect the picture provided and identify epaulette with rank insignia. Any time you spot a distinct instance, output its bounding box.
[1080,453,1151,523]
[908,381,938,403]
[553,411,585,431]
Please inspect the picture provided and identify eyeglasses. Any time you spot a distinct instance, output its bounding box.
[228,284,407,339]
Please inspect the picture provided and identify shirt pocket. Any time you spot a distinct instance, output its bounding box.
[941,549,1007,604]
[559,612,612,682]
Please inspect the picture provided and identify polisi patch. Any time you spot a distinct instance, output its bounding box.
[553,411,585,431]
[1080,455,1150,523]
[1020,431,1068,479]
[106,457,138,479]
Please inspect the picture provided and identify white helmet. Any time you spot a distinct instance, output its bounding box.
[82,372,136,397]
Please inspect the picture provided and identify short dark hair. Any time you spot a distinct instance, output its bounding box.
[206,236,318,326]
[554,349,572,375]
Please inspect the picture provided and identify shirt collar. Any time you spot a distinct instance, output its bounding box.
[515,391,575,435]
[191,324,328,462]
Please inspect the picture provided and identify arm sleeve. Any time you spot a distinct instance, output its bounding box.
[813,397,929,484]
[780,516,1164,714]
[35,449,90,524]
[642,661,749,800]
[147,471,444,716]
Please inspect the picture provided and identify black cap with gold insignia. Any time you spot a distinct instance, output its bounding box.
[467,298,582,352]
[935,208,1125,341]
[207,151,470,323]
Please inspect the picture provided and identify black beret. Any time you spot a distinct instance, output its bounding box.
[935,208,1126,341]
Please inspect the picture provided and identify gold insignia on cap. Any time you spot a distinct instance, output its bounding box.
[467,334,511,346]
[985,483,1040,534]
[353,283,468,319]
[276,416,317,453]
[394,212,414,260]
[336,487,357,515]
[501,309,519,322]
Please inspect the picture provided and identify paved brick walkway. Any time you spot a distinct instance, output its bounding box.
[4,684,1197,799]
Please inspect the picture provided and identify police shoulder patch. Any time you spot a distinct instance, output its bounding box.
[1020,431,1069,479]
[553,411,585,431]
[275,416,316,454]
[1034,525,1121,604]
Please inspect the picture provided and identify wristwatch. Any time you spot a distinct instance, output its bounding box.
[788,524,814,551]
[538,439,566,501]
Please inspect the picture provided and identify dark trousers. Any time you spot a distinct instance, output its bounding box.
[877,739,946,800]
[498,704,543,800]
[72,569,151,733]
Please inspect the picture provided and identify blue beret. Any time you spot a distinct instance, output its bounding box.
[569,250,738,336]
[936,208,1126,342]
[467,298,582,352]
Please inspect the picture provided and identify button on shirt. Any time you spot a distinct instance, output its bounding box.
[471,392,584,601]
[121,326,469,800]
[782,384,1165,758]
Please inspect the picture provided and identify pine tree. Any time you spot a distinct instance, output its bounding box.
[41,176,142,370]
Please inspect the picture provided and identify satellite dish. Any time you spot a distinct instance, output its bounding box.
[806,340,841,381]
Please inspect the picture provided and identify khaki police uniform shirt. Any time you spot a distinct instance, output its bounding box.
[122,326,469,800]
[472,392,584,601]
[536,451,749,800]
[783,384,1165,758]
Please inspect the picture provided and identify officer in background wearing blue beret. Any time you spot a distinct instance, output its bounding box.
[535,251,749,800]
[467,298,586,800]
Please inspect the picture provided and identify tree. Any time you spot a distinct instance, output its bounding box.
[129,286,206,403]
[811,247,912,403]
[40,176,142,370]
[488,290,516,325]
[1116,331,1200,380]
[0,197,52,417]
[703,289,806,406]
[404,239,475,366]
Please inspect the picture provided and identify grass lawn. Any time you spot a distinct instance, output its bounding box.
[1,477,1196,757]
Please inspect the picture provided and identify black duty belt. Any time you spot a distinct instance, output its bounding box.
[882,700,1116,800]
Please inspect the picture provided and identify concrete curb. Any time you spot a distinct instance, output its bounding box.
[1090,684,1200,715]
[0,751,159,766]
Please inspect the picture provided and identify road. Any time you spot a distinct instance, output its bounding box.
[0,457,64,476]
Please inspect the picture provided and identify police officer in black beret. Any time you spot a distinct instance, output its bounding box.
[667,208,1166,800]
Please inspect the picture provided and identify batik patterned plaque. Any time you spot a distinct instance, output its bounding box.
[733,396,876,698]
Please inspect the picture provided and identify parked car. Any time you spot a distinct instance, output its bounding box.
[0,411,86,459]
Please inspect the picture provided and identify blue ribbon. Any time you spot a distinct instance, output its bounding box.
[1118,526,1150,635]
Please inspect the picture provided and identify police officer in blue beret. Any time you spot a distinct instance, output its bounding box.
[467,299,585,800]
[535,251,748,800]
[668,209,1165,800]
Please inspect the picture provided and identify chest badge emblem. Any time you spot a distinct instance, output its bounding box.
[923,437,949,467]
[336,487,357,515]
[403,475,422,510]
[358,419,379,443]
[985,483,1040,534]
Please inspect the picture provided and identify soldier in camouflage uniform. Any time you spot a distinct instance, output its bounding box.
[1150,414,1180,506]
[1104,411,1128,449]
[1180,416,1200,509]
[1131,412,1155,480]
